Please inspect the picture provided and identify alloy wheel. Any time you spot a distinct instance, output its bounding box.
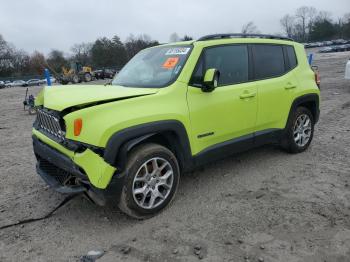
[132,157,174,209]
[293,114,312,147]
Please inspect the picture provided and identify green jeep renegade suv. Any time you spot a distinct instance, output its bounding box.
[33,34,320,218]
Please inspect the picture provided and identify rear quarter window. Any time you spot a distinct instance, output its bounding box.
[285,45,297,70]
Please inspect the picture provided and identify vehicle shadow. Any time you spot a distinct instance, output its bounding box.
[0,144,285,233]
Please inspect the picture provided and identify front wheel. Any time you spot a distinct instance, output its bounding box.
[118,143,180,219]
[72,75,80,84]
[281,106,314,153]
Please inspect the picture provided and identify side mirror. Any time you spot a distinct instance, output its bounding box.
[202,68,220,92]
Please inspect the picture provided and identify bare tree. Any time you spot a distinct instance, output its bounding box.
[181,35,193,41]
[11,49,30,76]
[317,11,332,22]
[47,49,67,73]
[124,34,158,60]
[343,13,350,24]
[71,42,92,65]
[341,13,350,38]
[29,51,46,75]
[241,21,260,34]
[295,6,317,41]
[280,15,295,38]
[169,32,180,42]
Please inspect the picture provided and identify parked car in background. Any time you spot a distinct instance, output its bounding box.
[39,77,56,85]
[0,81,5,89]
[304,39,350,49]
[4,81,12,87]
[345,58,350,79]
[319,47,334,53]
[104,69,116,78]
[94,70,103,79]
[339,44,350,52]
[26,79,42,86]
[333,39,347,45]
[11,80,26,87]
[94,68,116,79]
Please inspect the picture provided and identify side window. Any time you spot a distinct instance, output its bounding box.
[285,45,297,70]
[253,45,285,79]
[191,45,249,87]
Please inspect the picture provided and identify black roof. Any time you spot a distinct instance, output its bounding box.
[197,33,293,41]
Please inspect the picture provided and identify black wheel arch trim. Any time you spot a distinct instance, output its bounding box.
[287,93,320,126]
[103,120,193,172]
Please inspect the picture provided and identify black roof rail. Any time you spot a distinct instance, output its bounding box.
[197,33,294,42]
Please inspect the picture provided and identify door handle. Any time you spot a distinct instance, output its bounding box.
[285,83,296,90]
[240,92,256,99]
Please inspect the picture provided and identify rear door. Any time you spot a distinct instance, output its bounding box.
[252,44,297,133]
[187,44,258,154]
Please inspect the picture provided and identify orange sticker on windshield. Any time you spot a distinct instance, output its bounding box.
[162,57,179,69]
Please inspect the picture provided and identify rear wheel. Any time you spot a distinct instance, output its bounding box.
[84,72,92,82]
[281,106,314,153]
[118,143,180,219]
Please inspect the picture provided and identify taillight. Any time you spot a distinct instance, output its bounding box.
[312,65,320,88]
[315,71,320,87]
[74,118,83,136]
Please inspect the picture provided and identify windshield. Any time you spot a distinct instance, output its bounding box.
[112,45,192,88]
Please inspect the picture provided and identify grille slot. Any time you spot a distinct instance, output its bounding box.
[36,109,65,140]
[38,158,76,186]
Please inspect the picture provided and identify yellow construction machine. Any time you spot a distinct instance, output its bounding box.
[59,62,94,85]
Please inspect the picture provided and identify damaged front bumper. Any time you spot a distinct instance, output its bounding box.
[32,129,123,205]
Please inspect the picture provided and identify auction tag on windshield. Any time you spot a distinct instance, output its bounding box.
[165,47,190,55]
[163,57,179,69]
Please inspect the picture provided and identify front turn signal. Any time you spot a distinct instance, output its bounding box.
[74,118,83,136]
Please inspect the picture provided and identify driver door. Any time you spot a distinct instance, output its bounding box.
[187,44,257,155]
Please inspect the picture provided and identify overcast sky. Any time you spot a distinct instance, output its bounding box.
[0,0,349,54]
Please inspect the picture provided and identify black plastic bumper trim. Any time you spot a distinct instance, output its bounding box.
[33,135,86,178]
[33,135,87,193]
[36,165,86,194]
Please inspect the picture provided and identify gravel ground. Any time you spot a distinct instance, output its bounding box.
[0,52,350,262]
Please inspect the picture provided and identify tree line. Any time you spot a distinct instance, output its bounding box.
[0,34,158,78]
[1,6,350,78]
[280,6,350,42]
[0,33,193,78]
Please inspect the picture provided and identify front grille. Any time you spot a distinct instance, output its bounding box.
[36,108,65,140]
[39,158,76,186]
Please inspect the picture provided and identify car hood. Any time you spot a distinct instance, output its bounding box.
[39,85,159,111]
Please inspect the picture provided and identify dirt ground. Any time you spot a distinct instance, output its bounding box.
[0,52,350,262]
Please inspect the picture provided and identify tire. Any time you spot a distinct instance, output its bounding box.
[72,75,79,84]
[118,143,180,219]
[84,73,92,82]
[281,106,314,153]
